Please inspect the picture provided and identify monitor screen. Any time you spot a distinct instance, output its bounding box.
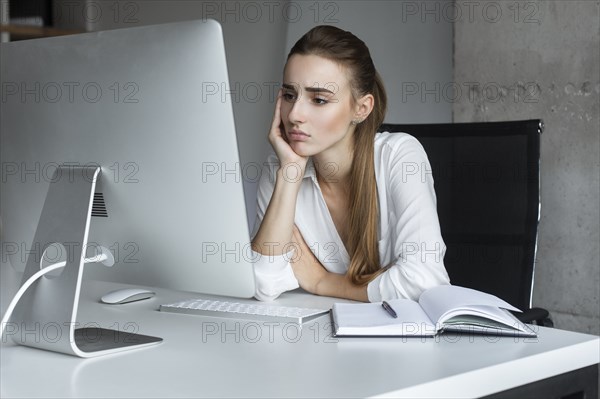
[1,19,256,298]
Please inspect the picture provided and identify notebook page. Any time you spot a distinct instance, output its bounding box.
[333,299,436,336]
[419,285,520,325]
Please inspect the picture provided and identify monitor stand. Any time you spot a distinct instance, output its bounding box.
[10,166,162,357]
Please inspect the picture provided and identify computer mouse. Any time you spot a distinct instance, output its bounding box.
[101,288,156,304]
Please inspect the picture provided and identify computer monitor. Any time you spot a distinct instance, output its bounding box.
[0,20,256,299]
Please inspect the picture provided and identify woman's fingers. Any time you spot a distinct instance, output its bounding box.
[267,89,308,173]
[269,90,283,138]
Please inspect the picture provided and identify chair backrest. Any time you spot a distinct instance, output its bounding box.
[379,120,543,310]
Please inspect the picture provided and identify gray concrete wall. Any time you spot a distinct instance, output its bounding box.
[453,0,599,334]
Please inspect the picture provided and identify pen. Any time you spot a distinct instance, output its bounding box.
[381,301,397,318]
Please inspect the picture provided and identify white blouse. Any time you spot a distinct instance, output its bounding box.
[251,132,450,302]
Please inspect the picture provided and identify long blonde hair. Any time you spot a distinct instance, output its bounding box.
[287,26,388,285]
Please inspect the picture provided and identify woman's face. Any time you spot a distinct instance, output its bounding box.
[280,54,357,158]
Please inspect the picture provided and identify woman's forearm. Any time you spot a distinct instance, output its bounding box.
[251,168,303,256]
[316,272,369,302]
[289,226,369,302]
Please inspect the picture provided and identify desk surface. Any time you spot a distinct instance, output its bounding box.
[1,275,599,398]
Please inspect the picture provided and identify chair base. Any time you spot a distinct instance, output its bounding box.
[511,307,554,327]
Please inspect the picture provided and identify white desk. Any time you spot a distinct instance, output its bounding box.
[1,277,598,398]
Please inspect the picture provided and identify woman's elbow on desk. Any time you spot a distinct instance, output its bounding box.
[252,251,300,302]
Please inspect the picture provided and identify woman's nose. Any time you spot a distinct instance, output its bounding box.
[286,97,306,125]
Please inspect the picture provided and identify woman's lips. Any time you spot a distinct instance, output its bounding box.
[288,130,310,142]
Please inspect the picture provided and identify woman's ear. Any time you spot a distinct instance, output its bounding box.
[354,93,375,122]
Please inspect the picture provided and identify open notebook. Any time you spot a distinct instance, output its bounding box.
[331,285,537,337]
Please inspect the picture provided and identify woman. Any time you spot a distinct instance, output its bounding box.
[251,25,450,302]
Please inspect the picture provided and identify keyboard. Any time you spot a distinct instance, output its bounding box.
[159,298,330,324]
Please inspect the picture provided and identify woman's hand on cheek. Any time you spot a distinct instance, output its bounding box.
[268,91,308,174]
[289,226,327,294]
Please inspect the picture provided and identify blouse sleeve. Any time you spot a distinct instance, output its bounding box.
[250,153,299,302]
[367,135,451,302]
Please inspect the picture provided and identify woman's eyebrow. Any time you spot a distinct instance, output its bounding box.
[281,83,297,92]
[282,83,336,95]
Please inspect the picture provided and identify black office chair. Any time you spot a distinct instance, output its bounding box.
[379,119,553,326]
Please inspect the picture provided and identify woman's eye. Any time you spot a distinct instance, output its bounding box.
[282,92,296,102]
[313,97,328,105]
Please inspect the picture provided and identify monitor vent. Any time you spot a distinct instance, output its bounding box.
[92,193,108,217]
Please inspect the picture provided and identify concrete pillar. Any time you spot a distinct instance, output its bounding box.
[453,0,599,334]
